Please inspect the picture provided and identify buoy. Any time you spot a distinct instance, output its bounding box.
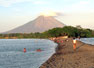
[24,48,26,53]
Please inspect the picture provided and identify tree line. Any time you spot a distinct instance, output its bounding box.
[0,26,94,39]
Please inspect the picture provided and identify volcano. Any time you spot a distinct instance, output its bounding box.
[5,16,65,33]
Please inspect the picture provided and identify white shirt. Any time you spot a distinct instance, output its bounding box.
[73,40,77,44]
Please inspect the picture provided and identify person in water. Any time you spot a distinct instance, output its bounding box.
[36,48,42,52]
[73,38,77,51]
[24,48,26,53]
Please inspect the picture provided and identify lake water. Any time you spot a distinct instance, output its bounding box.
[80,38,94,45]
[0,39,57,68]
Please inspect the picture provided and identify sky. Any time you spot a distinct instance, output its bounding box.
[0,0,94,32]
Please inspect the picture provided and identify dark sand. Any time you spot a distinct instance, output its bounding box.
[40,38,94,68]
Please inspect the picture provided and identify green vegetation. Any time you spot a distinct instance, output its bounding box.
[0,26,94,39]
[43,26,94,38]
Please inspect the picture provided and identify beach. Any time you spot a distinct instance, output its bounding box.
[40,38,94,68]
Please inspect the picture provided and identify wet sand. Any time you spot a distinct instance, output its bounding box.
[40,38,94,68]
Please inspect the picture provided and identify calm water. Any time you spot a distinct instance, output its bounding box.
[80,38,94,45]
[0,39,57,68]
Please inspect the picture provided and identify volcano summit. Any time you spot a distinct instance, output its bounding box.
[5,16,65,33]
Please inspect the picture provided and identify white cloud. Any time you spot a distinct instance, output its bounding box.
[64,0,91,12]
[53,12,66,17]
[33,1,47,5]
[80,1,90,5]
[0,0,32,7]
[12,8,21,12]
[0,0,47,7]
[73,1,90,8]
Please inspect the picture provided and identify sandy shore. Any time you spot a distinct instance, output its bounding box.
[40,38,94,68]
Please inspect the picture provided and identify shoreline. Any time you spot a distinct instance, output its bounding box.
[40,38,94,68]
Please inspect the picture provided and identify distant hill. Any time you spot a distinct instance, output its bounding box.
[5,16,65,33]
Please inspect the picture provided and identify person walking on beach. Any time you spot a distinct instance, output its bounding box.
[73,38,77,51]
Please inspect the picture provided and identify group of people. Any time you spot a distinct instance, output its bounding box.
[23,48,42,53]
[24,37,79,53]
[54,37,78,51]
